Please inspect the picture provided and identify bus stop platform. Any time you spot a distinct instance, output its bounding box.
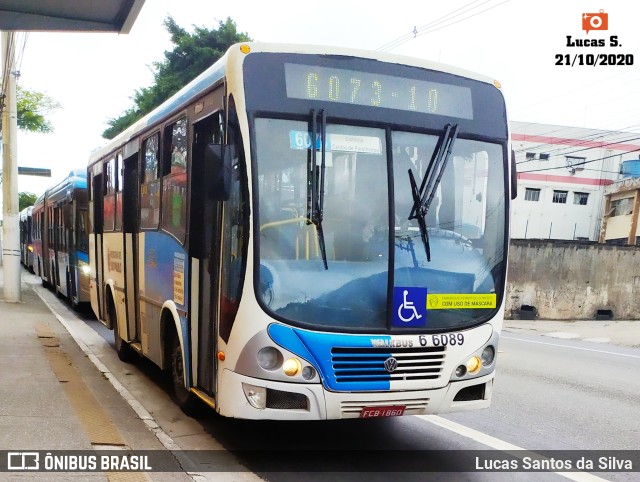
[0,264,193,481]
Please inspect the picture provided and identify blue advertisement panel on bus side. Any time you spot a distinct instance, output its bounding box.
[142,232,189,312]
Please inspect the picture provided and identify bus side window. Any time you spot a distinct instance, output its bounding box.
[141,133,160,230]
[219,96,249,343]
[104,157,116,232]
[161,117,188,242]
[115,153,123,231]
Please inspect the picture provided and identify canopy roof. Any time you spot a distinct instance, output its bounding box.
[0,0,145,33]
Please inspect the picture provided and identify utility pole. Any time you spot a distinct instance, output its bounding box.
[1,31,21,302]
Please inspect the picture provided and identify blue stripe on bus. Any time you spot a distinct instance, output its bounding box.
[76,251,89,264]
[268,324,392,391]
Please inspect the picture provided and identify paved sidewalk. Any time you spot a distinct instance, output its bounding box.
[0,265,190,481]
[0,274,106,479]
[504,318,640,348]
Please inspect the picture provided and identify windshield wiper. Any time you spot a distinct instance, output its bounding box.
[408,123,459,262]
[308,109,328,270]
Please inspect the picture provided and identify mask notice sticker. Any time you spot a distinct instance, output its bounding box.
[427,293,496,310]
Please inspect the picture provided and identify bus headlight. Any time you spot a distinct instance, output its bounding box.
[466,356,482,374]
[80,263,91,275]
[451,333,500,380]
[301,365,316,381]
[481,345,495,366]
[242,383,266,409]
[455,365,467,378]
[283,358,301,377]
[257,347,282,370]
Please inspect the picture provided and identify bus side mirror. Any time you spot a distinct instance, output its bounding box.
[511,149,518,200]
[205,143,231,201]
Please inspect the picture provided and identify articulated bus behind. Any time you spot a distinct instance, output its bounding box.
[88,43,515,420]
[32,169,91,308]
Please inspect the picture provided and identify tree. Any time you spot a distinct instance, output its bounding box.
[103,17,251,139]
[16,87,61,133]
[19,192,38,211]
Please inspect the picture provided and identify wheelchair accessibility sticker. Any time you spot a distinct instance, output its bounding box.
[393,287,428,327]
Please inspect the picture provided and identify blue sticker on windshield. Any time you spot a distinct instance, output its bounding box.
[290,130,327,150]
[393,287,428,327]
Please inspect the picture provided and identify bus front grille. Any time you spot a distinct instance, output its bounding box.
[266,388,309,410]
[330,346,446,383]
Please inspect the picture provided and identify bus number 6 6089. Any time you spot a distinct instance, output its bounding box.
[419,333,465,347]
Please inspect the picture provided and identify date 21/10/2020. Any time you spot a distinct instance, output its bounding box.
[555,53,633,67]
[556,35,633,66]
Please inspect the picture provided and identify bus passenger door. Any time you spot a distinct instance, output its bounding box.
[92,172,105,321]
[53,206,61,291]
[123,153,141,344]
[60,203,72,297]
[192,113,223,395]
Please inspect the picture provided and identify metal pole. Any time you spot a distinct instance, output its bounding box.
[2,31,21,302]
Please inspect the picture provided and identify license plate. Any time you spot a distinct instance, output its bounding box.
[360,405,406,418]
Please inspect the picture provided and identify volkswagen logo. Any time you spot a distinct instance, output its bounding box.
[384,357,398,373]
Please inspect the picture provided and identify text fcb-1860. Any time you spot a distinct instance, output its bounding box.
[360,405,406,418]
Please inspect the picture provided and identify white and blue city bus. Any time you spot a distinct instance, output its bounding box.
[87,42,515,419]
[32,169,91,309]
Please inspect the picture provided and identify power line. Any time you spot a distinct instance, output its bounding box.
[376,0,513,52]
[515,133,640,165]
[15,32,29,73]
[518,146,640,174]
[377,0,489,52]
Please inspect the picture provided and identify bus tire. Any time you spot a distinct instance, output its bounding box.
[68,272,80,311]
[168,331,200,416]
[109,295,136,363]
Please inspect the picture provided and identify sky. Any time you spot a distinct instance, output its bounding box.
[5,0,640,197]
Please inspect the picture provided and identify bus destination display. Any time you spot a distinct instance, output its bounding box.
[285,63,473,119]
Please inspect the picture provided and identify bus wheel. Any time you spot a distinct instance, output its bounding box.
[109,297,136,363]
[168,333,200,416]
[68,272,79,311]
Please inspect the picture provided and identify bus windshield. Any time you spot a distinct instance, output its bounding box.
[255,117,506,332]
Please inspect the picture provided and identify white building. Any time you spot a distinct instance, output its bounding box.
[511,121,640,241]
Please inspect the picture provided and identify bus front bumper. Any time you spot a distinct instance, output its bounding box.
[216,369,494,420]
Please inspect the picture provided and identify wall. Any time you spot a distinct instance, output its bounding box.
[505,239,640,319]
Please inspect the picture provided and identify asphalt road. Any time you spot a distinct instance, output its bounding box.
[34,280,640,482]
[449,333,640,451]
